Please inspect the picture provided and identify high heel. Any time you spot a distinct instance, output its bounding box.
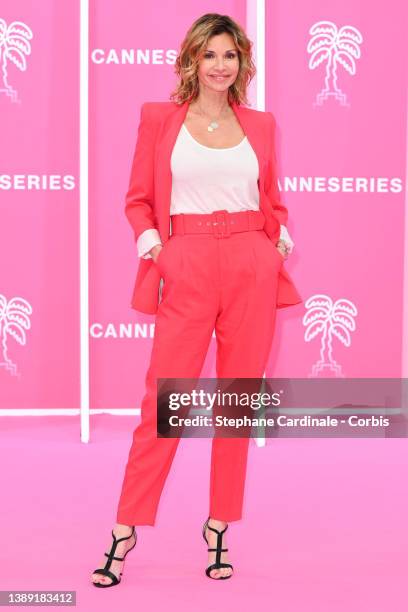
[92,526,137,588]
[202,517,234,580]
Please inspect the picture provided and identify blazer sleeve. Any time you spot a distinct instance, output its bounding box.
[124,102,160,243]
[264,112,288,227]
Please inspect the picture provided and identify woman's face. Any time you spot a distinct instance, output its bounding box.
[196,32,240,94]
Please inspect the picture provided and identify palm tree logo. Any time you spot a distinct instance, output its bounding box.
[303,293,358,377]
[0,19,33,103]
[0,295,32,377]
[307,20,363,107]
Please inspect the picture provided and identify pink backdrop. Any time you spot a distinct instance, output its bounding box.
[1,1,406,410]
[1,1,80,408]
[265,1,407,378]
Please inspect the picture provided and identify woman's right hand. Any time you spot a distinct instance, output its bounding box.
[150,244,163,264]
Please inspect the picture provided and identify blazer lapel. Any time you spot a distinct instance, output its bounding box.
[154,99,268,243]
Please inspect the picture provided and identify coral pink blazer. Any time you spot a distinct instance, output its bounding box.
[125,99,302,314]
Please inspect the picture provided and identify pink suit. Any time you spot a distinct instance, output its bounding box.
[116,100,302,526]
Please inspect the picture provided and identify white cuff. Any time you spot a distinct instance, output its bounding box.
[279,225,295,253]
[137,228,163,259]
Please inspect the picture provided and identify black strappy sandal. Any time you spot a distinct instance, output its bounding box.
[202,517,234,580]
[92,526,137,588]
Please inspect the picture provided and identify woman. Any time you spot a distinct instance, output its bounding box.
[91,12,302,587]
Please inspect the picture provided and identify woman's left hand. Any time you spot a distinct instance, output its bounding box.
[276,239,290,260]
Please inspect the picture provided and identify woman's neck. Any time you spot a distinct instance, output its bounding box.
[190,92,232,118]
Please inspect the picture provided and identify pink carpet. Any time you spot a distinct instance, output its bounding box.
[2,415,407,611]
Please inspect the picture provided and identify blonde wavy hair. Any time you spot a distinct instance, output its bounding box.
[169,13,256,107]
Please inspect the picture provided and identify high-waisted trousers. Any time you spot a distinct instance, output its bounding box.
[116,209,284,526]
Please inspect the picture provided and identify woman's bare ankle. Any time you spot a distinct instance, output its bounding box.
[114,522,134,535]
[208,518,227,528]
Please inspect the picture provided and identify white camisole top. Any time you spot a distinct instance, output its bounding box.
[169,123,259,213]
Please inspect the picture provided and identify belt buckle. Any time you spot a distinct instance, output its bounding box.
[211,209,231,238]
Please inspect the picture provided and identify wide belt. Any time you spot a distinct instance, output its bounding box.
[170,209,265,238]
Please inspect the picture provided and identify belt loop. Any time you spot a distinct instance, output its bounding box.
[180,213,185,236]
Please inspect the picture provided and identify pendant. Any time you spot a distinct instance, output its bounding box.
[207,121,219,132]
